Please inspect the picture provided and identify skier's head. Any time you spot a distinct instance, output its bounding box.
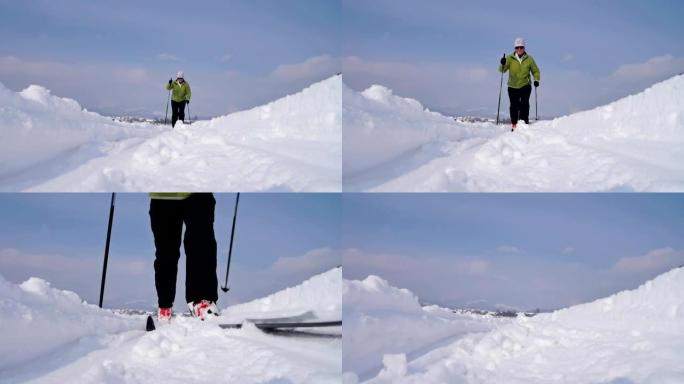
[176,71,184,80]
[514,37,525,54]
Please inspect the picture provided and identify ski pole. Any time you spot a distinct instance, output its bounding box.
[496,54,505,125]
[221,192,240,292]
[535,85,538,121]
[98,193,116,308]
[164,88,171,125]
[187,101,192,124]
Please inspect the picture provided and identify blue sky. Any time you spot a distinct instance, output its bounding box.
[0,0,340,117]
[342,194,684,310]
[0,193,341,311]
[343,0,684,117]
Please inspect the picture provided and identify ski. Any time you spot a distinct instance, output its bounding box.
[245,310,316,324]
[218,320,342,330]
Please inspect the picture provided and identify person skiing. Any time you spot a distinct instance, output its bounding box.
[499,38,540,131]
[149,193,220,322]
[165,71,191,128]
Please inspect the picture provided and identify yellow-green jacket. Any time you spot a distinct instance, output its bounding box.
[165,81,192,103]
[499,53,540,89]
[149,193,192,200]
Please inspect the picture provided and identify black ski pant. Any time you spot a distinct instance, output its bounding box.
[150,193,218,308]
[171,100,186,127]
[508,84,532,125]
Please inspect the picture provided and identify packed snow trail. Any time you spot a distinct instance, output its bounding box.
[345,268,684,384]
[0,269,341,383]
[343,75,684,192]
[0,76,341,192]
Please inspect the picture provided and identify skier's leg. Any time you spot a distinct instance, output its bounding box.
[171,101,180,127]
[508,87,519,125]
[178,101,186,123]
[520,85,532,124]
[182,193,218,305]
[150,199,183,308]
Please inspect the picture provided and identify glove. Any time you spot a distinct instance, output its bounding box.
[500,56,506,65]
[168,79,172,85]
[186,100,190,105]
[534,81,539,87]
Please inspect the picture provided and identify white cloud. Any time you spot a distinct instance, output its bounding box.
[270,247,341,274]
[270,55,340,81]
[611,55,684,81]
[561,53,575,63]
[612,247,684,273]
[562,247,575,254]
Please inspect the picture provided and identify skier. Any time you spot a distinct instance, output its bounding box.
[149,193,220,322]
[165,71,191,128]
[499,38,540,131]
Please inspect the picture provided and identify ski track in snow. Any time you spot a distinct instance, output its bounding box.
[0,76,341,192]
[0,269,342,384]
[343,75,684,192]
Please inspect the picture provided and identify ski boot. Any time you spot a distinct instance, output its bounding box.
[511,123,517,132]
[158,307,173,323]
[189,300,220,321]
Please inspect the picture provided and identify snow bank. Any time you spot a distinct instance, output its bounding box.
[0,82,160,179]
[0,76,341,191]
[223,267,342,321]
[0,273,137,370]
[343,83,498,177]
[343,275,505,383]
[344,75,684,191]
[364,267,684,383]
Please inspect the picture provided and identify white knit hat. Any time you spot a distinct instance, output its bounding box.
[514,37,525,48]
[176,71,184,79]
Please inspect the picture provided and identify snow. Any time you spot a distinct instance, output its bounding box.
[342,275,508,383]
[0,76,341,192]
[0,268,341,383]
[224,267,342,323]
[347,267,684,384]
[343,75,684,191]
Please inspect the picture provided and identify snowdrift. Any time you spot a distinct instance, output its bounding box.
[343,83,498,180]
[0,76,342,191]
[0,82,160,180]
[0,273,137,370]
[362,267,684,383]
[343,275,506,383]
[223,267,342,322]
[343,75,684,191]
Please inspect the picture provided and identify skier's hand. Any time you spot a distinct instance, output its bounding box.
[534,81,539,87]
[500,56,506,65]
[186,100,190,105]
[168,79,172,85]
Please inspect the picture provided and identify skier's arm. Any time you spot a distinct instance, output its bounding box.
[185,83,191,102]
[530,57,540,82]
[166,82,173,91]
[498,57,509,73]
